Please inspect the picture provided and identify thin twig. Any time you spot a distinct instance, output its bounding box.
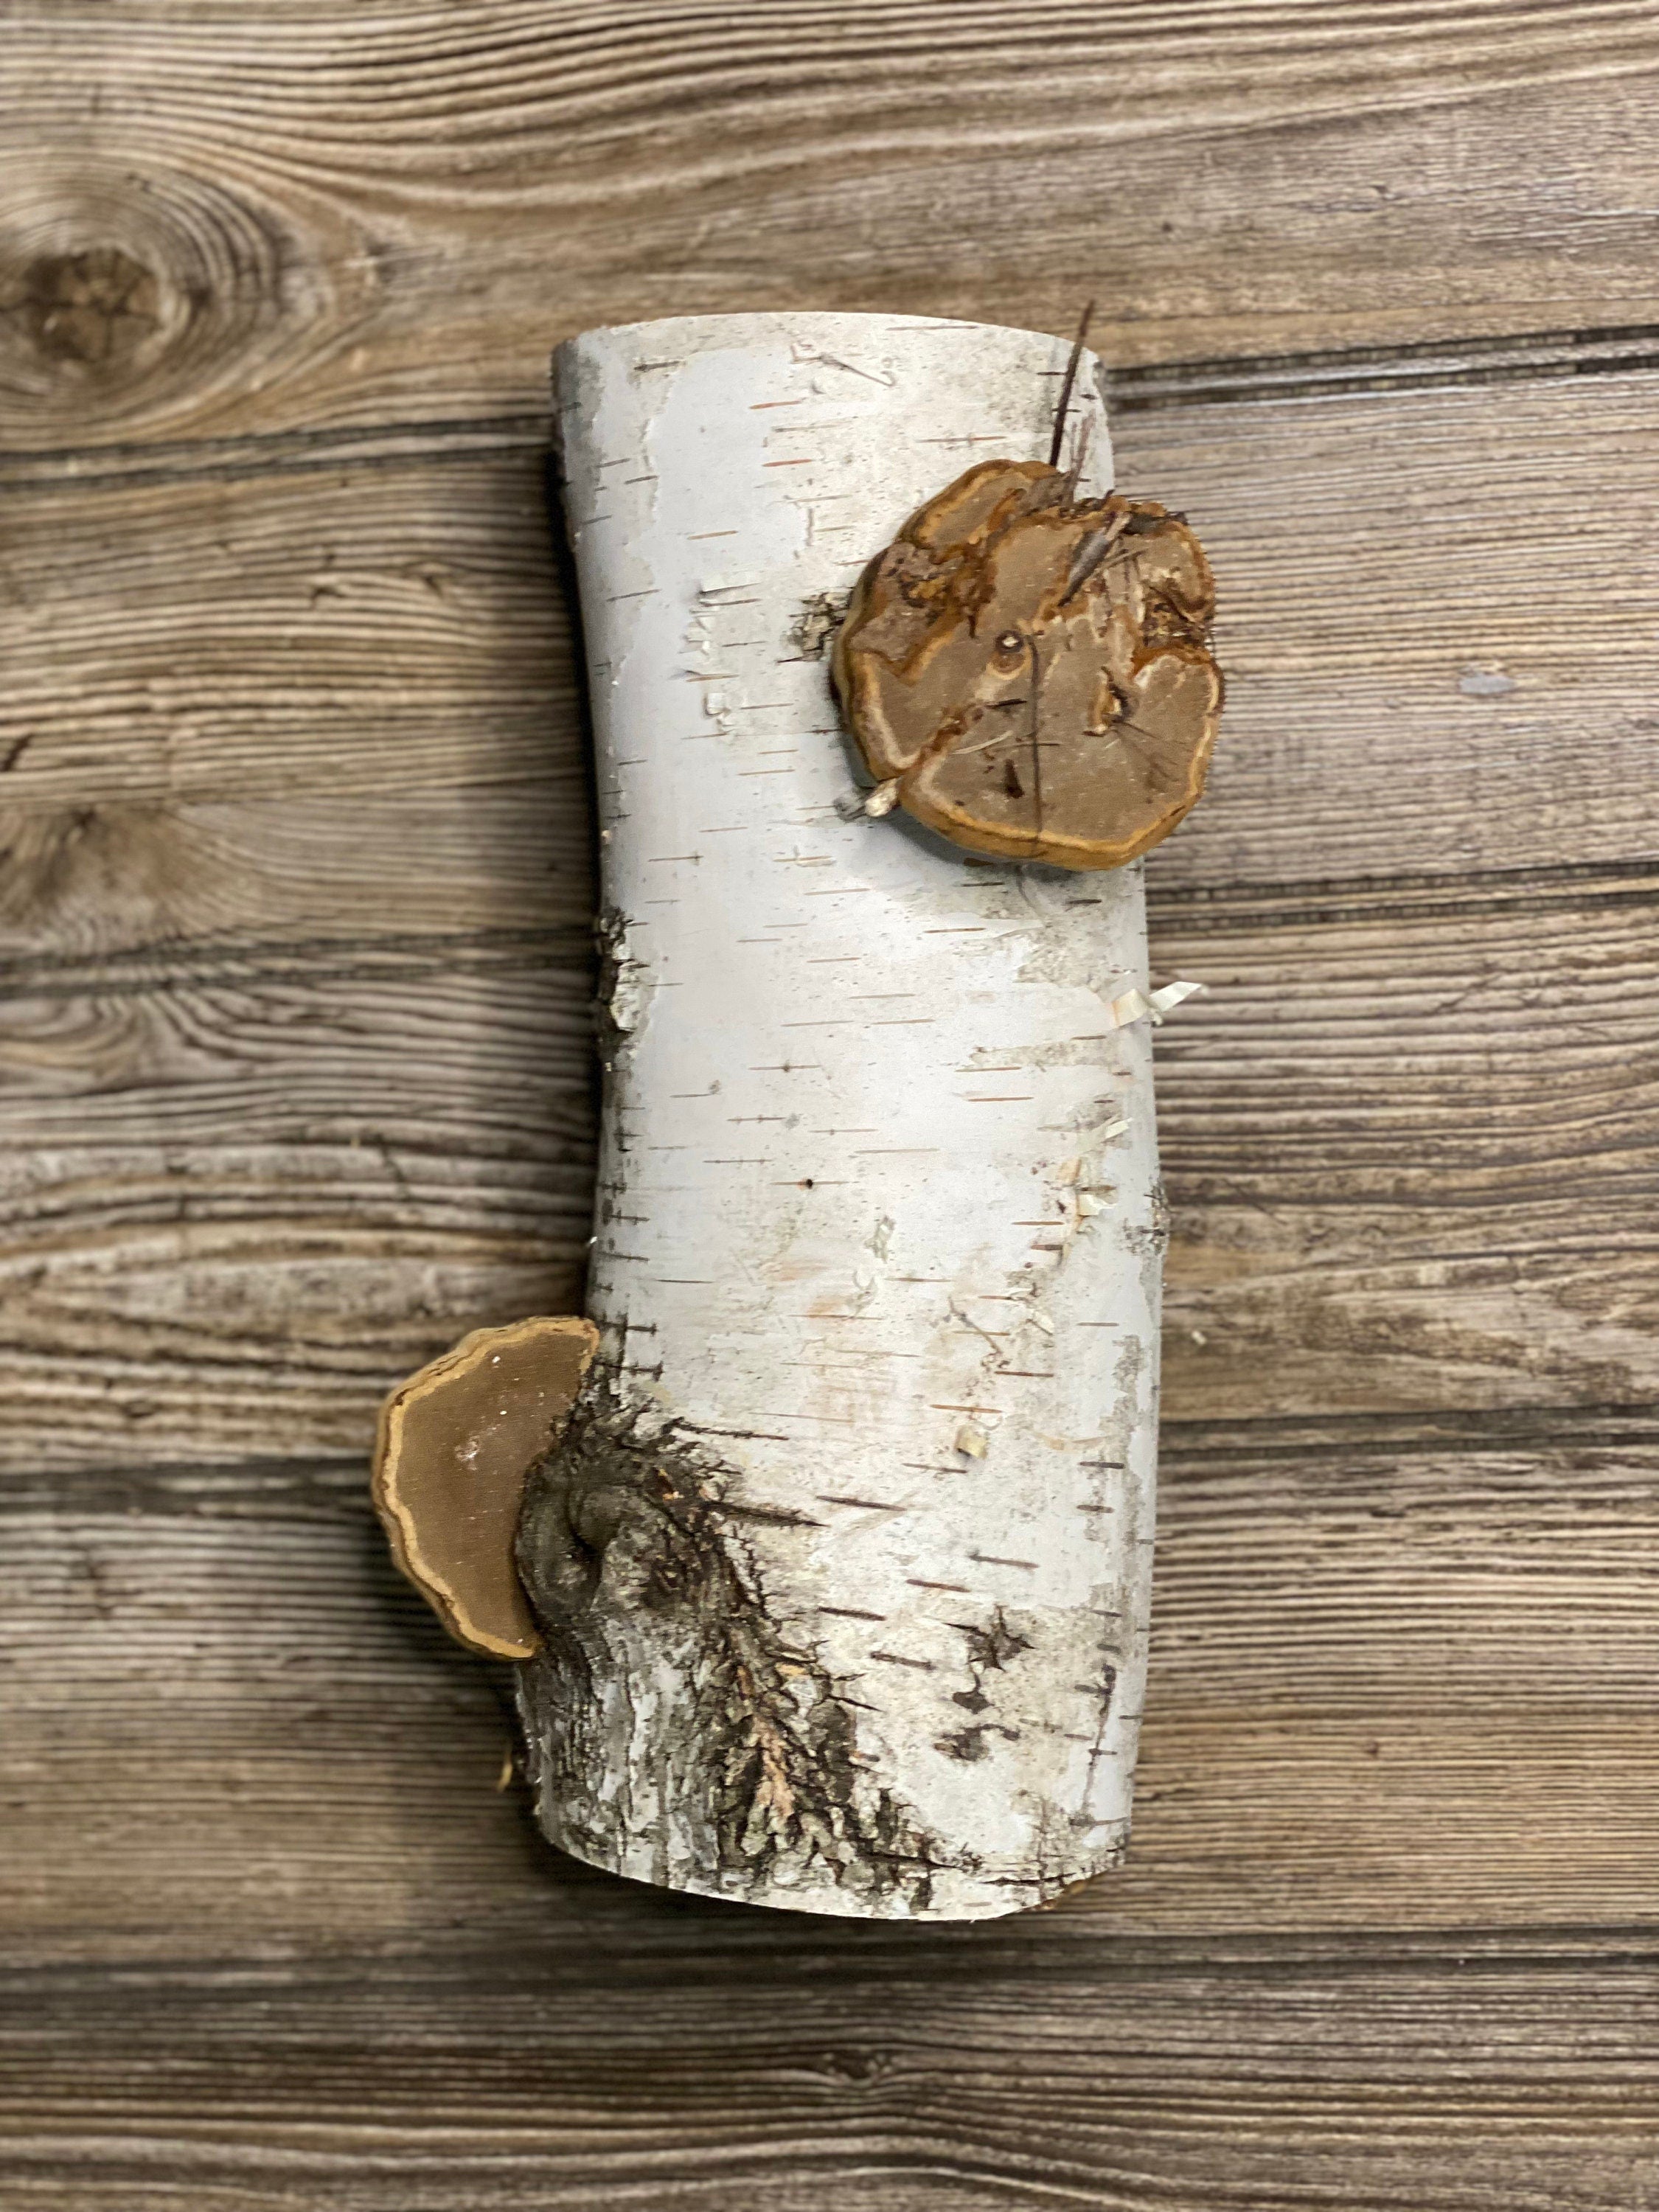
[1047,299,1096,470]
[1059,508,1130,604]
[1061,413,1092,506]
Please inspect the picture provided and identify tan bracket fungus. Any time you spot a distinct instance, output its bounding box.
[372,1315,599,1659]
[832,459,1222,871]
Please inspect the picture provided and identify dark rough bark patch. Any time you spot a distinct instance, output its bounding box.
[1129,1176,1172,1259]
[514,1380,964,1910]
[961,1608,1033,1675]
[948,1606,1037,1736]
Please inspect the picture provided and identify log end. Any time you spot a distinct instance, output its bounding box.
[372,1315,599,1660]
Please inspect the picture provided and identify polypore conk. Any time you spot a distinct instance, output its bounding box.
[832,462,1222,869]
[375,312,1213,1924]
[372,1316,598,1659]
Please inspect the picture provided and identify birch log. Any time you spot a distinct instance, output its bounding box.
[519,313,1166,1921]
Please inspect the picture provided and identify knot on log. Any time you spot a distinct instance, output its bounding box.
[515,1384,964,1910]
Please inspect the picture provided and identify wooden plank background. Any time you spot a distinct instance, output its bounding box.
[2,3,1657,2205]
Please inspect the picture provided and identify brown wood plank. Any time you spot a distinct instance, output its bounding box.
[1124,373,1659,892]
[2,1935,1655,2211]
[1,864,1652,1459]
[5,369,1657,967]
[11,380,1658,1451]
[0,443,580,820]
[6,8,1655,2200]
[4,4,1659,450]
[0,945,594,1467]
[4,1415,1655,1955]
[1154,873,1659,1418]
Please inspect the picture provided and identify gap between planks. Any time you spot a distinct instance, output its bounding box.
[6,323,1659,493]
[4,860,1655,998]
[4,1397,1656,1510]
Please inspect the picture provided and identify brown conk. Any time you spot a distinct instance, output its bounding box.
[832,459,1222,871]
[372,1315,598,1659]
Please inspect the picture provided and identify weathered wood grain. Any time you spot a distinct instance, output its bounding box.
[0,945,594,1467]
[5,4,1658,2187]
[2,1934,1655,2211]
[5,369,1657,964]
[0,446,580,815]
[4,1416,1655,1957]
[7,372,1656,1458]
[2,866,1652,1461]
[1154,873,1659,1416]
[1127,373,1659,891]
[4,4,1659,448]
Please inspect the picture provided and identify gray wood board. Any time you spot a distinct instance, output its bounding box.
[2,3,1656,2202]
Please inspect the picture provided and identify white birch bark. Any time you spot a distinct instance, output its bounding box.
[518,313,1165,1921]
